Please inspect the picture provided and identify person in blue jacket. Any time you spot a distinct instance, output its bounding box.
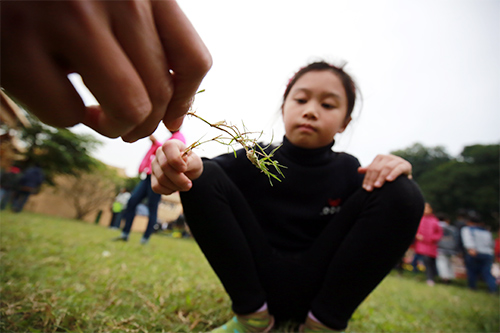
[11,163,45,213]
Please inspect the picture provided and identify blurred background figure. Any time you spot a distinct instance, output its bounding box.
[414,203,443,286]
[436,212,459,284]
[0,165,22,210]
[109,187,131,229]
[114,131,185,244]
[454,209,469,258]
[461,213,497,293]
[10,163,45,213]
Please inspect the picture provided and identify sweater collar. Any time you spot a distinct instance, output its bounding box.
[278,136,335,166]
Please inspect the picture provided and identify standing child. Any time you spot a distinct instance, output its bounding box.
[109,187,131,229]
[10,163,45,213]
[151,61,425,332]
[414,203,443,286]
[114,131,185,244]
[436,213,458,284]
[461,214,497,293]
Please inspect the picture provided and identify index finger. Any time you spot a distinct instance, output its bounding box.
[68,13,153,138]
[162,139,188,172]
[152,1,212,131]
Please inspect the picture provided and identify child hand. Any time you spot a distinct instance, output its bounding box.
[358,154,412,192]
[151,139,203,195]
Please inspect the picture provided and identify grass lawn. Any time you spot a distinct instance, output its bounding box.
[1,211,498,332]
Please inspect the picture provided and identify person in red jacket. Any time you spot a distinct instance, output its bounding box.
[115,131,185,244]
[414,203,443,286]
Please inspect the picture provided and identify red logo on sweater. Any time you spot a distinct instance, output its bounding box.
[321,198,342,216]
[328,198,341,207]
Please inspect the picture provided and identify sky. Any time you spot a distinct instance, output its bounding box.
[70,0,500,178]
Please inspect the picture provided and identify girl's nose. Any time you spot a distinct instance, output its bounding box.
[302,109,318,120]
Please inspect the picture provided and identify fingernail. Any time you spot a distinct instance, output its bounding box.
[374,181,381,187]
[166,116,185,132]
[121,135,133,143]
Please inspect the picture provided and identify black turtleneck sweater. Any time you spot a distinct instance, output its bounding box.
[212,136,364,252]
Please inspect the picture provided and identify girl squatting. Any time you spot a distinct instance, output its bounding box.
[151,61,425,332]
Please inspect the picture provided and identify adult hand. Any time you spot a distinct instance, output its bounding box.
[358,154,412,192]
[151,139,203,195]
[1,0,212,142]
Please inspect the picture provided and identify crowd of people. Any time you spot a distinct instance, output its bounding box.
[407,204,498,294]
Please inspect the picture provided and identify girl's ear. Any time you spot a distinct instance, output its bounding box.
[338,116,352,134]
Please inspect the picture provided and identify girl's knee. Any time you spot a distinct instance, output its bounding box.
[370,177,425,232]
[384,176,424,211]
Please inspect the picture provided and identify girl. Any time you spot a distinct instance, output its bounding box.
[414,203,443,286]
[151,62,424,332]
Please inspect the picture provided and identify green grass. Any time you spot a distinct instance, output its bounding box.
[1,212,498,332]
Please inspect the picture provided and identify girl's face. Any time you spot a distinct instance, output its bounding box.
[282,70,351,149]
[424,203,433,215]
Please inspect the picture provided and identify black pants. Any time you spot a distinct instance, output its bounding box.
[422,256,438,282]
[180,161,424,330]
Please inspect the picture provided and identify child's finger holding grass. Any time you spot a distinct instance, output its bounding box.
[151,140,192,195]
[152,140,201,194]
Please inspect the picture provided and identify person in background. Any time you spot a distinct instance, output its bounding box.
[114,131,185,244]
[454,208,469,258]
[109,188,131,229]
[461,214,497,293]
[1,0,211,142]
[436,212,458,284]
[410,244,424,273]
[494,234,500,285]
[10,163,45,213]
[414,203,443,286]
[0,166,22,210]
[495,235,500,264]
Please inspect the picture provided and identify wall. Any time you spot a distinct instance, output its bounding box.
[24,180,183,233]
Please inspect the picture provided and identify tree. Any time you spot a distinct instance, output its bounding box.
[17,116,101,185]
[391,143,452,182]
[57,162,122,220]
[421,144,499,227]
[393,143,499,229]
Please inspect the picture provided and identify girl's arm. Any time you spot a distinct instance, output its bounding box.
[357,154,412,192]
[151,139,203,195]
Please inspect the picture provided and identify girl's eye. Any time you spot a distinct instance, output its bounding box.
[295,98,307,104]
[322,103,335,109]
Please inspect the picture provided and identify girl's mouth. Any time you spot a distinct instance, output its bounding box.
[297,123,316,132]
